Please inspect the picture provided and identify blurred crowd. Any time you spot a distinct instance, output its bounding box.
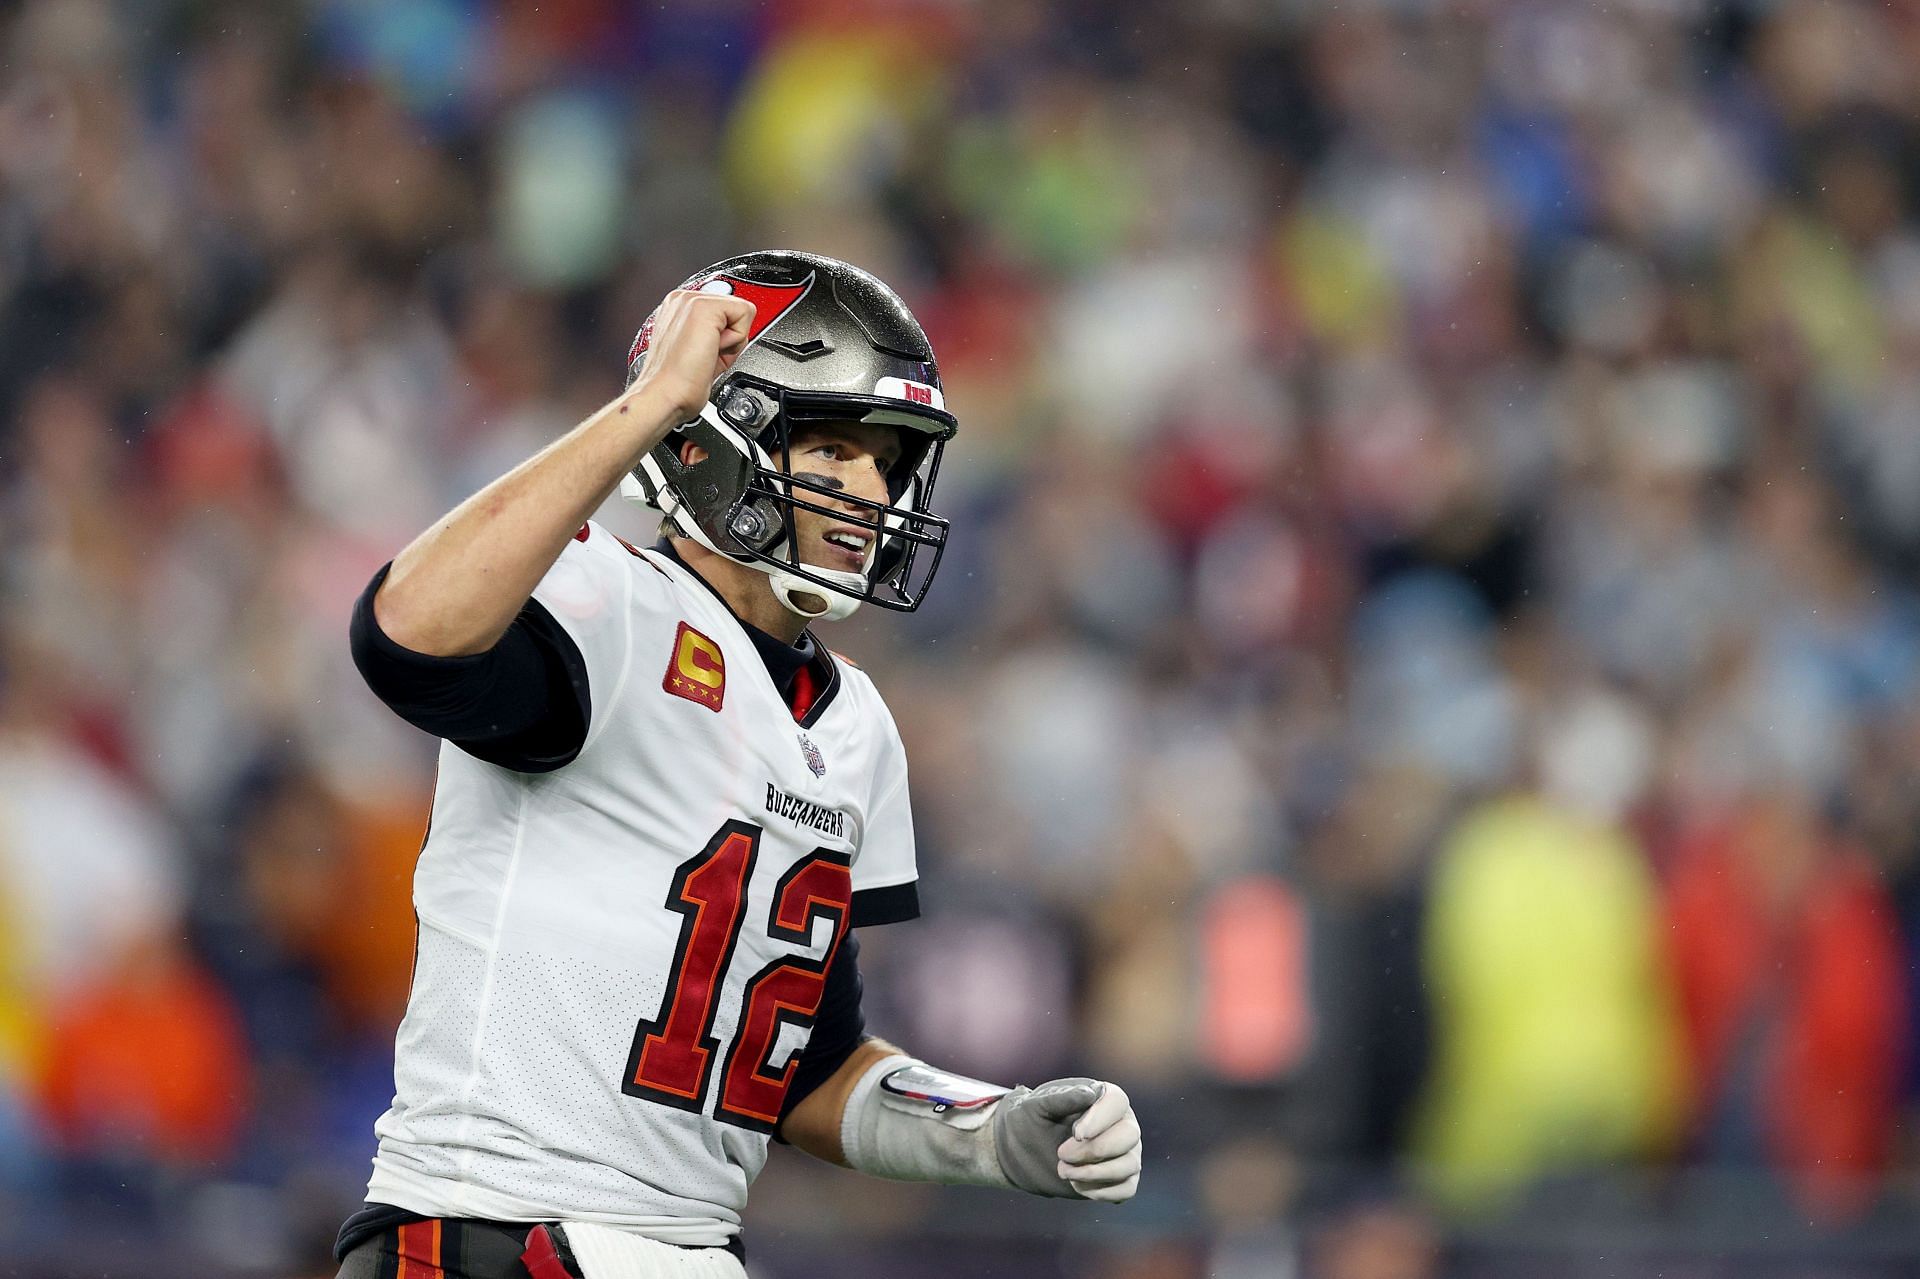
[2,0,1919,1275]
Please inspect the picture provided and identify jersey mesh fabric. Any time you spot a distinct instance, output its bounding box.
[373,926,744,1233]
[365,525,919,1245]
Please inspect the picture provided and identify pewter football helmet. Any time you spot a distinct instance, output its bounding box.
[622,250,956,621]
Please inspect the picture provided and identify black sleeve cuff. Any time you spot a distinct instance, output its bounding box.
[349,563,591,772]
[849,882,919,928]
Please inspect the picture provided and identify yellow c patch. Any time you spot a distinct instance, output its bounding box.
[664,622,725,711]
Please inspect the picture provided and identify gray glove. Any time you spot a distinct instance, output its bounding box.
[991,1078,1143,1202]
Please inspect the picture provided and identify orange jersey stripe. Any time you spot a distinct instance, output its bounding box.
[395,1220,443,1279]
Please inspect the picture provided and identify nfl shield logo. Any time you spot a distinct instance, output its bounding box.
[798,732,826,778]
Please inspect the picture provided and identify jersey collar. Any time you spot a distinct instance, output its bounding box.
[653,539,842,725]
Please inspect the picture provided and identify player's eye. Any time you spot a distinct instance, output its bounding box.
[802,439,893,475]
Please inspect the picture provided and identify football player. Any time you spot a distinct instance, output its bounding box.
[336,251,1142,1279]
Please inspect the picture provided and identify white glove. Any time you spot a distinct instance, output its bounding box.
[840,1058,1143,1204]
[992,1078,1143,1203]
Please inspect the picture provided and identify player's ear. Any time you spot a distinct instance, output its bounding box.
[678,439,709,467]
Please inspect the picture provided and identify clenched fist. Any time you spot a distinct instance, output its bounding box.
[626,288,758,425]
[992,1079,1142,1203]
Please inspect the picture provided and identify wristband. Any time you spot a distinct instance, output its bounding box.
[838,1056,1013,1188]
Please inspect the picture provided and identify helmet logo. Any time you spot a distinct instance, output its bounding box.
[628,272,815,369]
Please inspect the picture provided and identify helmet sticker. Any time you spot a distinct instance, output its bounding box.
[873,376,945,410]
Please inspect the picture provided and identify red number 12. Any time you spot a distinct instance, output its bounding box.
[622,820,852,1132]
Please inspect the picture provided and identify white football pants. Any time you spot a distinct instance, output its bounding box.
[560,1224,749,1279]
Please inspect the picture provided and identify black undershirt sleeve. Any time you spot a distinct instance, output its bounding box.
[849,882,920,927]
[776,930,869,1134]
[348,563,591,772]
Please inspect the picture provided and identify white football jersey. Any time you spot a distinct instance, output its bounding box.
[366,523,919,1246]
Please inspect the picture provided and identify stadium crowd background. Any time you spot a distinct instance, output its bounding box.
[1,0,1918,1275]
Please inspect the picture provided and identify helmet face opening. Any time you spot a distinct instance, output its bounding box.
[745,375,952,611]
[638,372,952,613]
[624,250,960,616]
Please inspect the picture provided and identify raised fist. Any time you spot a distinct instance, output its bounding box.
[626,288,758,424]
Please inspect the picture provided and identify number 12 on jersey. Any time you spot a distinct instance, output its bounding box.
[623,820,853,1133]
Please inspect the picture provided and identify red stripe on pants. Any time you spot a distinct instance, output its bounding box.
[395,1220,443,1279]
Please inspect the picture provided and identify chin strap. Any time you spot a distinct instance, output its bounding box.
[629,472,871,622]
[770,566,865,621]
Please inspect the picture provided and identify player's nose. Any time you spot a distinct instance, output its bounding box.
[848,456,889,504]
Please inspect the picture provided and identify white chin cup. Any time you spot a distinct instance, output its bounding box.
[770,565,865,622]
